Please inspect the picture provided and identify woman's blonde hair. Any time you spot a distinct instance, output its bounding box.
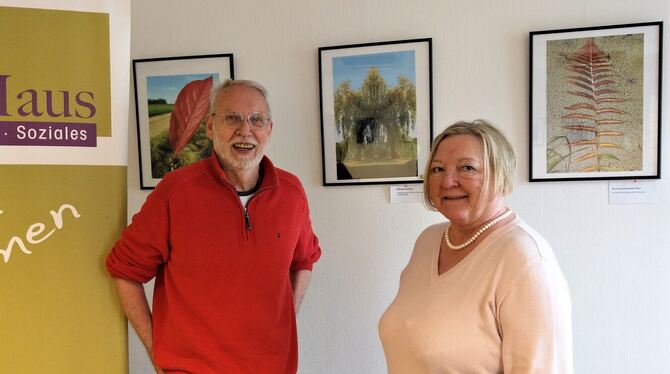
[423,120,516,210]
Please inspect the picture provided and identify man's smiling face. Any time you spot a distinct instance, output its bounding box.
[206,85,273,173]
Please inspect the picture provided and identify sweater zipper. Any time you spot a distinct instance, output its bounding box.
[238,186,266,243]
[240,203,252,242]
[244,207,252,231]
[242,193,261,242]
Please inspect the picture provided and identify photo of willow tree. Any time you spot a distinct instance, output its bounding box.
[332,50,418,180]
[545,34,644,174]
[146,73,217,178]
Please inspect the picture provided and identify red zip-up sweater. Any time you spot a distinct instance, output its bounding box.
[106,155,321,373]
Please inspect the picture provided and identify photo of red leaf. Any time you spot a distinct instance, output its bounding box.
[134,54,233,188]
[168,75,213,158]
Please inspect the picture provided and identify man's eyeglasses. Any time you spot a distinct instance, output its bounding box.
[211,112,271,128]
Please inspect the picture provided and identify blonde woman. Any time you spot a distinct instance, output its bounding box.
[379,120,573,373]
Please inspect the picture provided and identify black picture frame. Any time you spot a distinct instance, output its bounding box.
[318,38,433,186]
[132,53,234,189]
[530,22,662,182]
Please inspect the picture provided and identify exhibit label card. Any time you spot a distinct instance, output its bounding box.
[390,184,423,204]
[609,180,658,204]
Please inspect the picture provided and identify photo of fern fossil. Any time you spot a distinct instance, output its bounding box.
[546,34,644,174]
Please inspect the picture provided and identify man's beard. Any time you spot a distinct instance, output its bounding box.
[216,137,265,171]
[227,151,263,170]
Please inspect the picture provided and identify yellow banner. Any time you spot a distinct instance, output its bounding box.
[0,2,130,373]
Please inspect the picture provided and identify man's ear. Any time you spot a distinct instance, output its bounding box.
[205,114,214,139]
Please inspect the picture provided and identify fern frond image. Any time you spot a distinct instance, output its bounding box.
[546,136,591,173]
[559,37,626,172]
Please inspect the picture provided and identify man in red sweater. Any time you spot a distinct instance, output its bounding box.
[106,79,321,373]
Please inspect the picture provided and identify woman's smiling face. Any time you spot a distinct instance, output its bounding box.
[428,134,504,230]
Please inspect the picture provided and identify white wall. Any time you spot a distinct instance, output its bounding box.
[128,1,670,373]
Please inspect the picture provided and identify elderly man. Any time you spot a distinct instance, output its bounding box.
[106,79,321,373]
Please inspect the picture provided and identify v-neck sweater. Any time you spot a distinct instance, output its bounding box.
[379,217,573,373]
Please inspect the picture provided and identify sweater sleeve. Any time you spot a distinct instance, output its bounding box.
[105,190,170,283]
[289,194,321,272]
[498,257,573,374]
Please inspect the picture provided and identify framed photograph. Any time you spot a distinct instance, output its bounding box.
[132,54,234,189]
[318,38,433,186]
[530,22,662,182]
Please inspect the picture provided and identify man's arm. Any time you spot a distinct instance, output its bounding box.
[290,269,312,313]
[114,278,163,374]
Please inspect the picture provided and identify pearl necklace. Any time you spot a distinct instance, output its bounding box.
[444,209,513,251]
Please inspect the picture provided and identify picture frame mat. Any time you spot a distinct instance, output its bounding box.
[530,23,661,181]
